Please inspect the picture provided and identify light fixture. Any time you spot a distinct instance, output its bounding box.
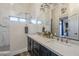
[40,3,50,12]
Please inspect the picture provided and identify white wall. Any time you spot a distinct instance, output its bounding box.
[9,22,26,51]
[30,3,51,32]
[68,4,79,16]
[51,4,61,36]
[27,24,43,34]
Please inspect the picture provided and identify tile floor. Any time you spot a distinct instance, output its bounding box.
[14,51,31,56]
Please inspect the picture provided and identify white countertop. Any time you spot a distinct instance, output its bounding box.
[27,34,79,56]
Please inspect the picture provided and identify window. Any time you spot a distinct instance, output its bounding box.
[10,16,18,22]
[10,16,42,24]
[37,20,42,24]
[31,19,37,24]
[10,16,26,23]
[19,18,26,22]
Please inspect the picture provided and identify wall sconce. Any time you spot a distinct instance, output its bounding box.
[61,7,67,14]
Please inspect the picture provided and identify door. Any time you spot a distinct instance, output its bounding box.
[68,14,78,40]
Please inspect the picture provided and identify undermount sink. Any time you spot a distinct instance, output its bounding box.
[57,42,72,47]
[46,39,72,47]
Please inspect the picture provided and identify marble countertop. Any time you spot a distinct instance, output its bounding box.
[27,34,79,56]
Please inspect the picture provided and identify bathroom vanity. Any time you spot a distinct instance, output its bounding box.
[27,34,79,56]
[27,36,58,56]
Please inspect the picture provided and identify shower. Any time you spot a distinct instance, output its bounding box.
[0,25,10,55]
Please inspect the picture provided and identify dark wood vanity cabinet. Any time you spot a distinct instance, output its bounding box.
[39,45,51,56]
[27,37,58,56]
[27,37,34,55]
[27,37,31,52]
[39,45,58,56]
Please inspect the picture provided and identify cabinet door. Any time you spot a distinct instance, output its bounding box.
[32,41,40,56]
[27,37,31,52]
[51,52,58,56]
[27,37,35,56]
[39,45,51,56]
[68,14,78,40]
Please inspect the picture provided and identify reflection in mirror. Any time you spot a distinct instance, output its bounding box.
[59,16,68,37]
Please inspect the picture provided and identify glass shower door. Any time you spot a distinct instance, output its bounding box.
[0,26,10,51]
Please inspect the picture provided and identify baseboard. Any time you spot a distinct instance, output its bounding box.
[0,51,10,56]
[0,48,27,56]
[10,48,27,56]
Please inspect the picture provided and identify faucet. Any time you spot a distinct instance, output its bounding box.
[56,36,69,43]
[65,38,69,43]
